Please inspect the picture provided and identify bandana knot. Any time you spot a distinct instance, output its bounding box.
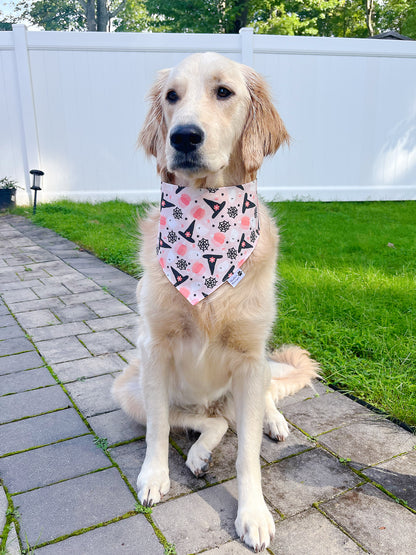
[157,181,260,305]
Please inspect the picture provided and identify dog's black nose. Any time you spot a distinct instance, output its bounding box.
[170,125,204,153]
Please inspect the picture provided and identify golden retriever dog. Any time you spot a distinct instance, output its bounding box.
[112,52,319,552]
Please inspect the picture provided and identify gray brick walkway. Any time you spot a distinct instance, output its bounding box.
[0,214,415,554]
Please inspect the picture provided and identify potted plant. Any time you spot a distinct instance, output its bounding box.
[0,177,18,210]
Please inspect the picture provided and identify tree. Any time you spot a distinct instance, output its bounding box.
[366,0,375,35]
[12,0,128,31]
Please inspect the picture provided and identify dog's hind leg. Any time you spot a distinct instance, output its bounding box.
[263,390,289,441]
[170,409,229,477]
[111,359,146,424]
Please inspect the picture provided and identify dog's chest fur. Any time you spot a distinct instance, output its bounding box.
[137,202,279,407]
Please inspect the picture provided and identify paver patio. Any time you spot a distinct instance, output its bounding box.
[0,214,415,554]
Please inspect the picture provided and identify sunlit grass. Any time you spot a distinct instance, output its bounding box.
[12,199,416,427]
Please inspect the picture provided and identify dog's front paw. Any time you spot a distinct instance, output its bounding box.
[137,467,170,507]
[186,442,212,477]
[235,503,275,552]
[263,410,290,442]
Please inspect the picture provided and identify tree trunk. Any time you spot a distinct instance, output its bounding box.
[84,0,97,31]
[96,0,110,31]
[227,0,250,34]
[366,0,375,36]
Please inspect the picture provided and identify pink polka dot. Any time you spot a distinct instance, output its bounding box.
[213,232,225,246]
[160,215,166,226]
[238,257,246,268]
[192,262,204,274]
[179,287,190,298]
[159,258,165,268]
[176,244,187,256]
[192,207,205,220]
[180,194,191,206]
[241,216,250,229]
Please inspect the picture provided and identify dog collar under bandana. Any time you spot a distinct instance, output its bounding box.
[157,181,260,305]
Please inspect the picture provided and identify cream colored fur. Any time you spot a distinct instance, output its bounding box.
[112,52,319,553]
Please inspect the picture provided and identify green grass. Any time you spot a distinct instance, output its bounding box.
[12,200,416,428]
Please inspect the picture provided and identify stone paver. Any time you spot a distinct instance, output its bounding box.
[28,321,90,341]
[362,450,416,509]
[152,480,240,554]
[318,418,416,468]
[52,352,126,382]
[0,324,25,340]
[270,508,365,554]
[14,468,135,545]
[0,350,44,374]
[0,384,71,423]
[321,483,416,554]
[0,486,8,535]
[281,389,373,436]
[0,336,34,356]
[37,335,91,363]
[0,215,415,555]
[35,515,164,554]
[65,374,119,416]
[261,448,361,517]
[87,409,145,445]
[14,308,60,328]
[0,408,89,456]
[0,435,111,493]
[5,522,20,555]
[0,367,56,395]
[78,329,134,356]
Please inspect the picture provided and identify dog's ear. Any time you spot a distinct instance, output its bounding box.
[138,69,170,161]
[241,67,290,173]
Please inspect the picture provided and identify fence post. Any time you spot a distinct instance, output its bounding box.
[13,24,40,201]
[239,27,254,67]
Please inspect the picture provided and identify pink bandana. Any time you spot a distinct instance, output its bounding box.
[157,181,260,305]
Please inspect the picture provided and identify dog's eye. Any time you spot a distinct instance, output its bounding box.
[216,87,233,99]
[166,90,179,103]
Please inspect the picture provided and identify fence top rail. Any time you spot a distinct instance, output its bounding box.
[254,34,416,59]
[1,28,415,59]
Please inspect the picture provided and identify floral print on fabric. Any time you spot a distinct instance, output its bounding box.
[157,181,260,305]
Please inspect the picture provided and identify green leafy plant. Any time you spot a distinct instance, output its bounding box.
[6,506,20,519]
[0,177,19,189]
[93,436,108,452]
[134,501,152,515]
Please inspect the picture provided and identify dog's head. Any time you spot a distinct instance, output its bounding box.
[139,52,289,184]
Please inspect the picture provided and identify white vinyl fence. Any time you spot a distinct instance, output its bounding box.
[1,25,416,204]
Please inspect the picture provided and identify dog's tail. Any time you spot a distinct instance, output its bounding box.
[268,345,320,403]
[111,359,146,424]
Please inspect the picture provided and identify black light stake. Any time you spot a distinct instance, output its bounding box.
[30,170,44,215]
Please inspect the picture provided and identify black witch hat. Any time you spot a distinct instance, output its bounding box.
[158,232,172,249]
[238,233,253,253]
[203,253,223,275]
[160,192,175,209]
[203,198,226,219]
[171,267,189,287]
[242,193,256,213]
[178,220,196,243]
[222,265,235,282]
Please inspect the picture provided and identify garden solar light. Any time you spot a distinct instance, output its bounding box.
[30,169,44,214]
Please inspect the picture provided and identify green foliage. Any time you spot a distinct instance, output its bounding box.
[113,0,149,31]
[93,436,109,451]
[134,501,152,514]
[4,0,415,38]
[5,506,20,519]
[13,199,146,276]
